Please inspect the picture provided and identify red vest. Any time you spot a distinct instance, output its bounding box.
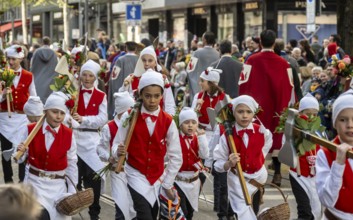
[179,134,200,172]
[197,92,226,124]
[227,123,265,174]
[77,88,105,116]
[323,137,353,214]
[27,123,72,171]
[290,145,320,177]
[127,110,173,185]
[107,120,118,148]
[1,69,32,112]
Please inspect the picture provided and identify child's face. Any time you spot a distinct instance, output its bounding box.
[335,108,353,146]
[300,108,319,117]
[80,71,96,89]
[199,78,210,92]
[141,54,157,70]
[180,120,198,136]
[141,86,163,112]
[45,109,66,128]
[7,57,22,70]
[27,115,42,123]
[234,104,254,128]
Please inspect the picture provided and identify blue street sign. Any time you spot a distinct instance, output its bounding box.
[126,4,142,21]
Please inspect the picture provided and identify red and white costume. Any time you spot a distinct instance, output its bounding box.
[214,123,272,219]
[74,86,107,177]
[97,118,136,219]
[0,67,37,144]
[16,91,77,220]
[112,105,182,206]
[175,132,208,211]
[316,137,353,219]
[119,46,176,115]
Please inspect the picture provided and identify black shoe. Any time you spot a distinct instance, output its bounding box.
[271,174,282,187]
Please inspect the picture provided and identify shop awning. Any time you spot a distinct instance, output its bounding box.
[0,21,22,33]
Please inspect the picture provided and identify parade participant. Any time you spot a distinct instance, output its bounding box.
[30,36,58,103]
[205,123,235,220]
[239,29,294,186]
[213,95,272,220]
[71,59,108,220]
[174,107,208,219]
[119,46,176,116]
[191,67,227,140]
[16,91,78,220]
[97,91,136,220]
[23,96,44,123]
[113,69,182,220]
[14,96,44,182]
[187,31,219,103]
[108,41,138,119]
[316,89,353,219]
[289,93,322,219]
[0,45,37,183]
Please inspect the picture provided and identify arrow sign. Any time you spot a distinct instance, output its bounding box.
[295,24,320,40]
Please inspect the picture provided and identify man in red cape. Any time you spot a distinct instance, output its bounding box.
[239,29,295,186]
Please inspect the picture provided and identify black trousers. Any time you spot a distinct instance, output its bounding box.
[212,162,234,218]
[77,157,101,219]
[174,183,194,220]
[0,133,25,183]
[128,185,159,220]
[39,207,50,220]
[115,203,125,220]
[289,174,314,220]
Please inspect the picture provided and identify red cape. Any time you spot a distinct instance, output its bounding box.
[239,51,293,152]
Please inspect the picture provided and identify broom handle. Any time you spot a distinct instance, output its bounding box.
[13,114,46,162]
[221,110,252,205]
[115,108,139,173]
[294,127,353,159]
[6,91,11,118]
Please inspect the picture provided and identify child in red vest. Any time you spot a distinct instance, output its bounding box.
[113,69,182,220]
[191,67,227,140]
[97,91,136,220]
[0,45,37,184]
[16,91,78,220]
[213,95,272,220]
[71,59,108,220]
[120,46,176,116]
[316,89,353,219]
[174,107,209,219]
[289,93,322,219]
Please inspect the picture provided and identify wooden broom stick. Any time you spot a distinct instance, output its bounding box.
[13,114,46,162]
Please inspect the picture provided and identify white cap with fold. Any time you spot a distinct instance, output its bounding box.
[23,96,44,116]
[114,91,135,115]
[44,92,70,113]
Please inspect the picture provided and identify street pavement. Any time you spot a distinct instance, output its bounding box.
[2,160,299,220]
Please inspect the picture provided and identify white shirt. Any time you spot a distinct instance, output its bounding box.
[112,105,182,190]
[0,66,37,103]
[213,123,272,173]
[97,117,120,162]
[316,149,353,219]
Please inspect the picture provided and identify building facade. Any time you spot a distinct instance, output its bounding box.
[0,0,337,49]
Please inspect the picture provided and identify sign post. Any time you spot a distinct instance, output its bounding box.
[126,4,142,41]
[306,0,316,33]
